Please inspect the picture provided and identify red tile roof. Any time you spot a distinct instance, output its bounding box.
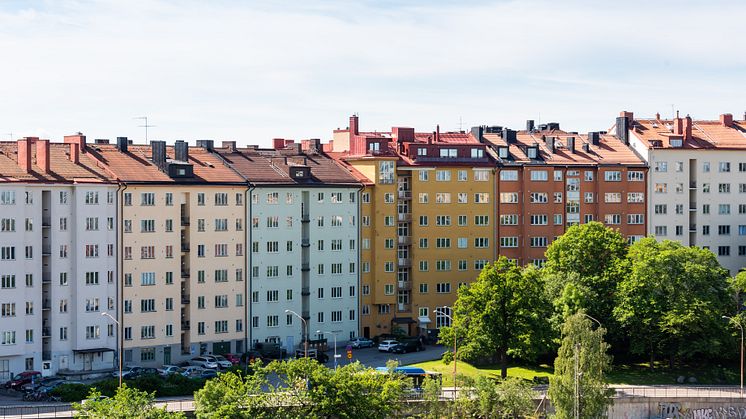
[631,117,746,150]
[0,140,114,183]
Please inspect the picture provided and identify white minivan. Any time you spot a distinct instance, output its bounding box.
[378,339,399,352]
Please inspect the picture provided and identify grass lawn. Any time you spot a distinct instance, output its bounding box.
[409,359,740,386]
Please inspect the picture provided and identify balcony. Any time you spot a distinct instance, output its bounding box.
[42,246,51,256]
[181,321,190,331]
[397,190,412,200]
[181,270,190,279]
[42,328,51,338]
[301,287,310,296]
[302,311,310,320]
[42,273,51,284]
[42,300,51,311]
[180,217,190,226]
[301,263,310,272]
[689,206,697,212]
[397,213,412,222]
[181,243,190,252]
[397,236,411,246]
[689,181,697,189]
[181,294,190,305]
[397,280,411,290]
[42,351,51,361]
[42,218,51,228]
[301,239,310,248]
[689,224,697,232]
[397,303,411,313]
[397,258,411,268]
[301,213,310,223]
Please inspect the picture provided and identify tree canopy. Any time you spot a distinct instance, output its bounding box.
[439,257,552,378]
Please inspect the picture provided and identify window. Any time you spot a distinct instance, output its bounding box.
[654,204,667,215]
[604,214,621,225]
[604,171,621,181]
[474,193,489,203]
[529,193,548,203]
[501,214,518,225]
[474,170,489,181]
[584,171,594,181]
[384,284,394,295]
[140,272,155,286]
[500,170,518,181]
[84,191,99,204]
[140,299,155,313]
[86,326,100,340]
[530,214,548,225]
[530,170,548,181]
[654,161,667,172]
[627,192,644,203]
[435,193,451,203]
[435,215,451,226]
[627,214,644,225]
[719,246,731,256]
[719,162,731,172]
[500,236,518,247]
[436,283,451,293]
[654,226,667,236]
[384,193,394,203]
[500,192,519,203]
[474,237,489,248]
[474,215,489,226]
[719,183,731,193]
[379,161,395,184]
[530,237,547,247]
[628,171,644,181]
[584,192,594,203]
[435,170,451,181]
[654,183,668,193]
[140,192,155,206]
[604,193,621,203]
[436,238,451,248]
[719,204,731,215]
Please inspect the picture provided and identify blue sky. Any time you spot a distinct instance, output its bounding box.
[0,0,744,146]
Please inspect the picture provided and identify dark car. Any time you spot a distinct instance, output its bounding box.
[4,371,42,391]
[240,350,267,364]
[198,369,218,379]
[126,367,158,379]
[390,340,423,354]
[22,377,65,392]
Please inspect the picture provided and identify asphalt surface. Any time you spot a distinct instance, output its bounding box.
[325,343,445,369]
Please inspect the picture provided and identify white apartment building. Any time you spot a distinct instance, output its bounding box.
[623,111,746,274]
[0,136,117,380]
[216,140,361,352]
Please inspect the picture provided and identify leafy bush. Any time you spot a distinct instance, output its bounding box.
[50,383,91,402]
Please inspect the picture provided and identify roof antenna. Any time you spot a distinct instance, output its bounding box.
[458,116,463,132]
[4,132,12,141]
[134,116,156,144]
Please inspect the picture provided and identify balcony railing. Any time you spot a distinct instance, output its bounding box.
[301,263,310,272]
[301,287,310,296]
[397,213,412,222]
[181,243,190,252]
[181,321,190,331]
[181,294,190,305]
[180,217,190,226]
[397,190,412,200]
[397,236,411,246]
[397,258,411,268]
[181,270,190,278]
[397,303,411,313]
[42,328,51,338]
[397,280,411,290]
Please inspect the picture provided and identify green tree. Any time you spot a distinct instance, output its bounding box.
[73,384,184,419]
[549,311,613,419]
[439,257,551,378]
[194,358,407,419]
[544,222,629,332]
[615,238,730,367]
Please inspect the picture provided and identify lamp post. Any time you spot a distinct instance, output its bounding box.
[582,313,602,329]
[286,310,308,358]
[723,315,744,396]
[434,307,457,400]
[317,330,339,369]
[101,312,122,387]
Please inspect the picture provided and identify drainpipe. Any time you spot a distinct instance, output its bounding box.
[117,182,128,370]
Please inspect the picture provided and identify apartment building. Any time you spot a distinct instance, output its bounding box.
[91,138,247,366]
[479,121,648,265]
[0,136,118,379]
[624,111,746,274]
[215,139,360,351]
[328,115,647,338]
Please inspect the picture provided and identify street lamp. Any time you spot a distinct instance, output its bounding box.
[316,330,339,369]
[434,307,457,400]
[582,313,602,329]
[723,315,744,396]
[286,310,308,358]
[101,312,122,387]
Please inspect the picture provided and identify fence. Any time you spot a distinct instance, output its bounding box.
[0,399,196,418]
[613,385,746,399]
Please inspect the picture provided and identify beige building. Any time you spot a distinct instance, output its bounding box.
[92,138,247,366]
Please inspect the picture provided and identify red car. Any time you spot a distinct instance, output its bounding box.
[4,371,42,391]
[222,353,240,365]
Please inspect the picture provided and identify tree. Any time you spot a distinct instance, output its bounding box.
[74,384,184,419]
[194,358,407,419]
[439,257,551,378]
[614,238,730,367]
[543,222,629,333]
[549,311,613,419]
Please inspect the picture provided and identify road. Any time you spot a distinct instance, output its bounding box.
[333,343,444,368]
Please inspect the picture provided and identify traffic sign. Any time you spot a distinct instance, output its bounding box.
[347,352,352,359]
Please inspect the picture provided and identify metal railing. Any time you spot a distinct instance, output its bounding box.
[612,385,746,399]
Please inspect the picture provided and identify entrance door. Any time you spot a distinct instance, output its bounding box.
[59,356,69,371]
[286,336,294,352]
[163,347,171,365]
[84,354,93,371]
[363,327,370,339]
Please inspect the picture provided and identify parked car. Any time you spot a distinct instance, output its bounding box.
[349,337,375,349]
[378,339,399,352]
[198,369,218,379]
[295,349,328,363]
[21,377,64,392]
[240,350,265,364]
[157,365,185,377]
[254,342,287,359]
[222,353,241,365]
[112,366,141,379]
[189,357,219,369]
[181,366,204,377]
[4,371,42,391]
[398,339,425,353]
[205,355,232,369]
[389,344,408,354]
[127,367,158,379]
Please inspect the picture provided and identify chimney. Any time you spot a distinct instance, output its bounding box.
[684,115,692,141]
[620,111,634,127]
[655,112,661,120]
[222,141,236,152]
[567,136,575,153]
[673,111,683,134]
[272,138,285,150]
[17,139,32,173]
[196,140,214,151]
[616,116,630,145]
[174,140,189,162]
[116,137,128,153]
[526,120,535,131]
[34,140,50,173]
[470,126,484,142]
[63,133,86,154]
[69,142,80,164]
[588,132,600,145]
[545,136,555,153]
[720,113,733,127]
[436,125,440,143]
[349,114,359,135]
[151,140,167,169]
[502,128,517,144]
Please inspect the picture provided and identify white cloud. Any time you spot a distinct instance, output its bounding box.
[0,0,744,145]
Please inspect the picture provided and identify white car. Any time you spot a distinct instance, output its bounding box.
[157,365,185,376]
[181,366,204,377]
[189,356,218,369]
[205,355,232,369]
[378,339,399,352]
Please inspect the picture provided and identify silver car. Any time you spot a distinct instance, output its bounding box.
[189,356,218,369]
[204,355,232,369]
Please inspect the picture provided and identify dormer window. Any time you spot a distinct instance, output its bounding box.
[294,169,305,178]
[497,147,509,159]
[527,147,538,159]
[368,142,380,152]
[417,148,427,156]
[439,148,457,158]
[470,148,484,158]
[670,139,683,148]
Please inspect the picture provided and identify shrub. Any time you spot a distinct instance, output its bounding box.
[50,383,91,402]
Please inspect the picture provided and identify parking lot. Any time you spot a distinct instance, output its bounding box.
[325,343,444,369]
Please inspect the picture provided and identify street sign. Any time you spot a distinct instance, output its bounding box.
[347,352,352,359]
[334,354,342,358]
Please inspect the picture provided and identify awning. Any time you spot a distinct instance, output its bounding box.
[418,316,432,324]
[73,348,115,354]
[392,317,416,324]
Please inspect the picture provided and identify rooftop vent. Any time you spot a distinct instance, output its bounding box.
[174,140,189,162]
[588,132,600,145]
[502,128,517,144]
[526,120,535,131]
[116,137,128,153]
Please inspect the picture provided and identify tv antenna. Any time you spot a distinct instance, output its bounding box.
[134,116,156,144]
[458,116,463,132]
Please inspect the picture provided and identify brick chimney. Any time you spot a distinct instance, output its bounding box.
[673,112,683,135]
[69,143,80,164]
[349,115,359,136]
[684,114,693,141]
[272,138,285,150]
[17,138,33,172]
[36,139,50,173]
[720,113,733,127]
[620,111,634,126]
[63,133,86,154]
[221,141,236,152]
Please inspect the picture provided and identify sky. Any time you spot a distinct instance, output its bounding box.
[0,0,744,147]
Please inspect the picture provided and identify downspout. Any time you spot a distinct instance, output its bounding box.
[117,182,128,370]
[246,184,254,352]
[355,182,364,339]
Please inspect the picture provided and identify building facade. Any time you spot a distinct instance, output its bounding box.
[624,111,746,274]
[215,140,360,352]
[0,136,118,379]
